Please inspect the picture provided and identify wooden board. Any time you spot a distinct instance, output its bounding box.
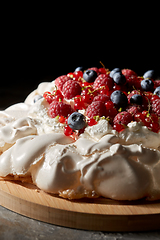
[0,177,160,232]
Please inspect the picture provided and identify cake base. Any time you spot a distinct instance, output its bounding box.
[0,177,160,231]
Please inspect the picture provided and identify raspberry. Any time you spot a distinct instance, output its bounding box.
[155,80,160,88]
[93,74,114,90]
[113,111,133,132]
[55,75,71,91]
[121,69,137,77]
[122,69,140,89]
[152,99,160,116]
[127,105,142,116]
[62,80,82,99]
[93,94,110,103]
[86,101,106,119]
[127,76,141,89]
[49,101,74,118]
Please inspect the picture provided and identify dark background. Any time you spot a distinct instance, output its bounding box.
[2,42,159,109]
[1,6,160,109]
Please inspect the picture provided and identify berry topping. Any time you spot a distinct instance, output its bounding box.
[122,69,137,77]
[74,95,86,111]
[141,79,154,92]
[110,90,128,108]
[93,94,110,103]
[87,118,98,126]
[143,70,155,80]
[152,98,160,117]
[105,100,118,122]
[127,105,142,116]
[113,72,126,85]
[55,75,71,91]
[153,86,160,98]
[88,67,99,75]
[130,94,143,105]
[86,101,106,119]
[62,80,82,99]
[81,87,98,105]
[44,65,160,135]
[64,125,74,136]
[155,80,160,88]
[49,101,74,118]
[68,112,86,130]
[83,70,97,83]
[127,90,141,104]
[43,90,64,104]
[113,111,133,132]
[109,68,121,78]
[93,74,114,90]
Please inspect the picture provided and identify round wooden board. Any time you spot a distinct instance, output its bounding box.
[0,177,160,232]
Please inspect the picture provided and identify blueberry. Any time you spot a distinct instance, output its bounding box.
[130,94,143,105]
[109,68,121,78]
[83,70,97,83]
[68,112,86,130]
[153,86,160,98]
[141,79,154,91]
[110,90,128,108]
[75,66,84,72]
[33,95,43,103]
[113,72,126,85]
[143,70,155,80]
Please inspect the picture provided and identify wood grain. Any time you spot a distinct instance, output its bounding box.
[0,177,160,231]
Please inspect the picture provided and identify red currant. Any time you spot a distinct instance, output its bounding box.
[81,88,97,104]
[43,91,53,104]
[99,85,109,95]
[148,122,160,133]
[113,123,125,132]
[105,101,118,124]
[64,125,74,136]
[98,68,106,74]
[105,100,114,110]
[151,95,159,103]
[73,71,83,81]
[74,96,86,110]
[53,90,64,102]
[58,116,66,124]
[67,72,74,78]
[81,81,94,87]
[134,112,145,124]
[87,118,97,126]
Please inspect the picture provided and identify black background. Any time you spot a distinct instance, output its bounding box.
[1,7,160,109]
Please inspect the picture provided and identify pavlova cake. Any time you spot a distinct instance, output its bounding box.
[0,66,160,201]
